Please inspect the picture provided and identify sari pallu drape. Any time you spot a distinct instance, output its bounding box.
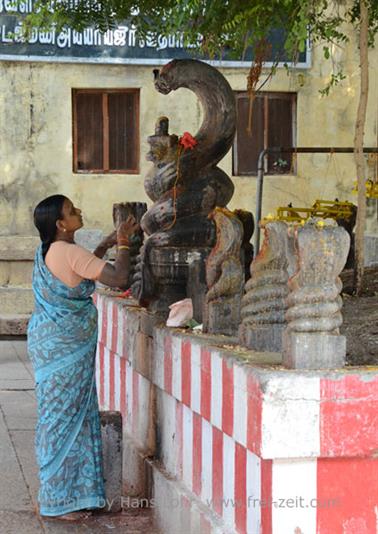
[27,246,105,516]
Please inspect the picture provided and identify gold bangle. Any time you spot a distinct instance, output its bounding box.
[118,245,130,251]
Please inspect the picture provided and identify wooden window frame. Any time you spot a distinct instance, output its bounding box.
[72,88,140,174]
[233,91,297,176]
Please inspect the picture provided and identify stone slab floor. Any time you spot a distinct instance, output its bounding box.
[0,339,160,534]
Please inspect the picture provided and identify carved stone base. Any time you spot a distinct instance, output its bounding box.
[240,324,285,353]
[203,297,240,336]
[283,331,346,369]
[147,247,210,321]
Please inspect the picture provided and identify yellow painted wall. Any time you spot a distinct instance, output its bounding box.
[0,29,377,238]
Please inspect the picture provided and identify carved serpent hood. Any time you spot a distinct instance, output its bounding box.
[153,59,236,171]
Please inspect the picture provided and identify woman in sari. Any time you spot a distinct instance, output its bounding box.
[27,194,138,521]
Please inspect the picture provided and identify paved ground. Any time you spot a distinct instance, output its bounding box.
[0,339,159,534]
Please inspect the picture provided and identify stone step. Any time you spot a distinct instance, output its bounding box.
[0,287,34,315]
[0,236,39,261]
[0,314,30,336]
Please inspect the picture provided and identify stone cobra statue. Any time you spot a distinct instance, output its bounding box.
[283,218,350,369]
[239,221,296,351]
[285,219,350,333]
[203,208,244,336]
[132,59,236,310]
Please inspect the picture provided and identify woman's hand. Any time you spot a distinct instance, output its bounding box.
[103,230,117,249]
[117,215,140,245]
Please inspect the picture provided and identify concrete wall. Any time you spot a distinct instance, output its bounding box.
[1,30,378,238]
[95,291,378,534]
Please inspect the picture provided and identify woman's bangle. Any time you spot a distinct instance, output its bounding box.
[117,239,129,246]
[117,245,130,251]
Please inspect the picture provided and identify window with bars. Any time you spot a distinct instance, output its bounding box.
[72,89,139,173]
[233,92,296,176]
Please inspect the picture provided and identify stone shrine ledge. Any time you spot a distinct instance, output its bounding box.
[94,289,378,534]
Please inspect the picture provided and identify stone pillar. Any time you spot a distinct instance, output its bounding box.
[100,411,123,512]
[240,221,295,352]
[283,219,350,369]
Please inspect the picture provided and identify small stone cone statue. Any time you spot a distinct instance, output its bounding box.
[283,218,350,369]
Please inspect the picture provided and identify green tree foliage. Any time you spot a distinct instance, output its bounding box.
[19,1,375,60]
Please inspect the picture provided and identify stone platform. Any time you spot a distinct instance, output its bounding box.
[95,291,378,534]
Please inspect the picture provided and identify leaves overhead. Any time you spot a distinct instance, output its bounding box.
[19,1,378,64]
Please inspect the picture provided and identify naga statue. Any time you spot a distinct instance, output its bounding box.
[203,208,244,336]
[132,59,236,316]
[239,221,296,352]
[283,219,350,369]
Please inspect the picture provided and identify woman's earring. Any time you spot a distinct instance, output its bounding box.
[63,228,67,232]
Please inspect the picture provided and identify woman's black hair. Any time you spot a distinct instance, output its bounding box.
[33,195,67,259]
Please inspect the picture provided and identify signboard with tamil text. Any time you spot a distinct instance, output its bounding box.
[0,0,311,67]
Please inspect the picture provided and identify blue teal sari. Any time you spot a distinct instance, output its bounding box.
[27,245,105,516]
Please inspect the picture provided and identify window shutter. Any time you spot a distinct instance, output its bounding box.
[267,95,294,173]
[75,93,103,171]
[108,92,138,171]
[234,95,264,175]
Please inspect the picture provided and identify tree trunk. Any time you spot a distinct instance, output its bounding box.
[353,0,369,295]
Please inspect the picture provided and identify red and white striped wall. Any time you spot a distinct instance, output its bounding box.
[94,292,378,534]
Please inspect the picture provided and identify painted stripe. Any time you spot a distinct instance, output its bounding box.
[260,459,272,534]
[111,302,118,354]
[122,309,128,359]
[106,300,113,348]
[211,352,222,430]
[182,405,193,491]
[103,347,110,410]
[164,335,173,395]
[201,349,211,421]
[261,376,321,458]
[233,365,247,447]
[152,330,164,391]
[99,343,105,407]
[96,295,103,343]
[114,353,121,411]
[172,336,182,401]
[120,356,127,418]
[200,514,212,534]
[235,442,247,534]
[201,417,213,505]
[222,433,235,529]
[95,343,101,400]
[190,343,201,414]
[126,359,133,431]
[222,359,234,436]
[132,369,139,435]
[246,450,262,534]
[272,459,317,534]
[175,401,183,479]
[320,375,378,456]
[116,305,124,356]
[247,373,262,455]
[109,350,115,411]
[192,412,202,497]
[212,426,223,516]
[181,340,191,407]
[317,457,378,533]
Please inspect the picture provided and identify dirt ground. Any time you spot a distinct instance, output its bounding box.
[340,266,378,366]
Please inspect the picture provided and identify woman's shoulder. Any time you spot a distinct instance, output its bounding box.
[50,241,88,253]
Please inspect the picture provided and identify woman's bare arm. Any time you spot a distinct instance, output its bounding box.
[98,249,130,289]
